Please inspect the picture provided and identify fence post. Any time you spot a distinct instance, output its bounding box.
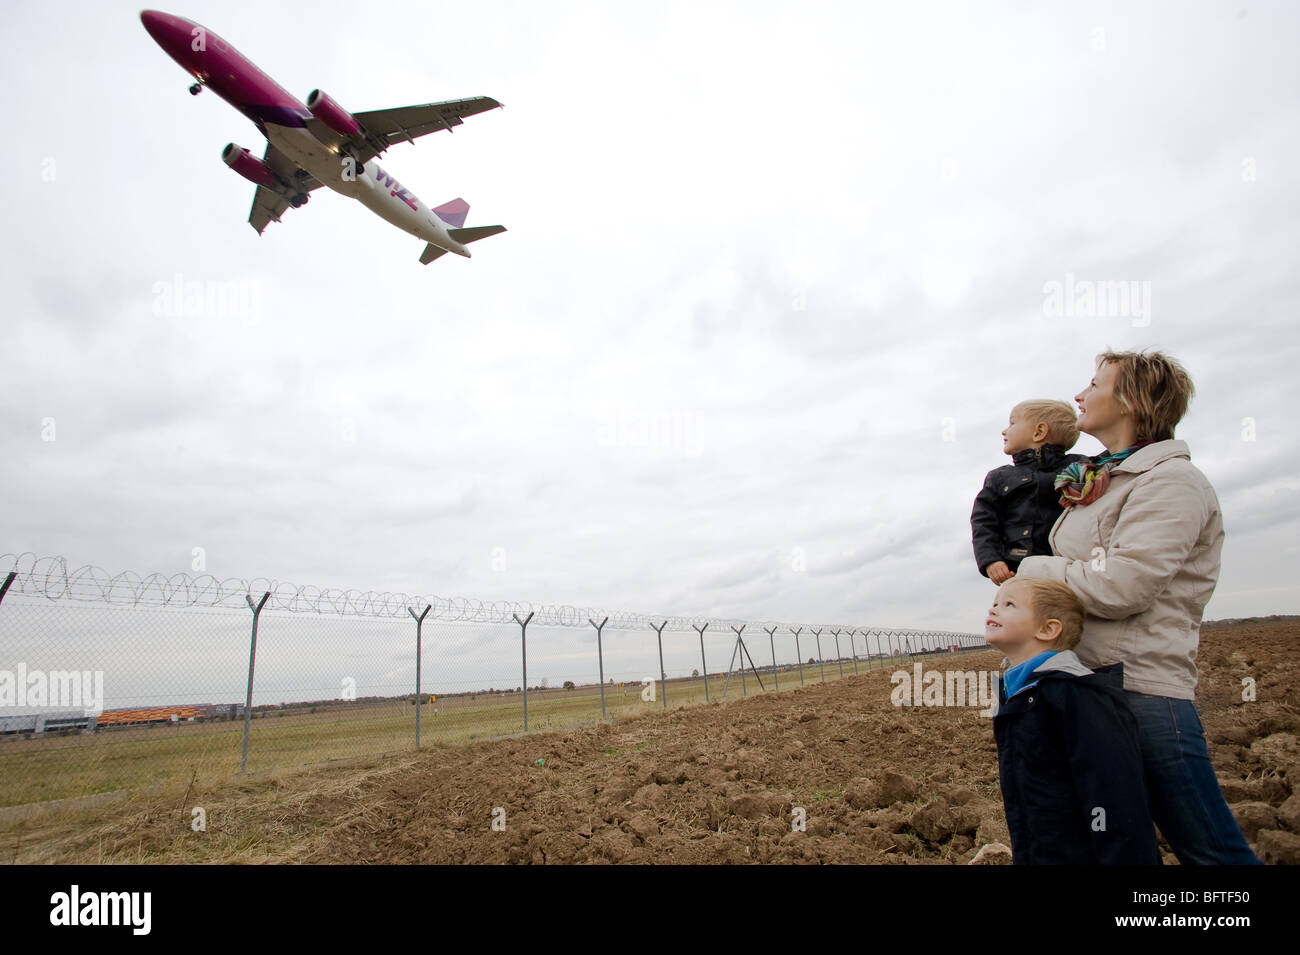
[590,616,608,719]
[831,629,844,678]
[791,627,804,685]
[240,591,270,774]
[735,625,747,697]
[764,625,779,690]
[651,621,668,709]
[812,628,825,682]
[848,629,859,674]
[514,611,534,731]
[0,571,15,608]
[694,623,710,701]
[409,604,431,748]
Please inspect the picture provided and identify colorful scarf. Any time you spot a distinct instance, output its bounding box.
[1055,440,1154,508]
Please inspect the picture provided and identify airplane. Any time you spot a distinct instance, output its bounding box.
[140,10,505,264]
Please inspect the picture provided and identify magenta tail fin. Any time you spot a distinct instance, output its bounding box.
[432,198,469,228]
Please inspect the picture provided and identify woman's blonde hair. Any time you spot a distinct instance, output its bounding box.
[1097,349,1195,442]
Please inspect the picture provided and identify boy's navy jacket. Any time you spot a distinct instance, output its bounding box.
[991,652,1161,865]
[971,444,1087,577]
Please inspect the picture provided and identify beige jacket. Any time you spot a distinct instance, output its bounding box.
[1015,440,1222,700]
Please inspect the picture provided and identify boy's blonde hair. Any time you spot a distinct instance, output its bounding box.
[1013,399,1080,450]
[1096,349,1195,442]
[1010,578,1084,651]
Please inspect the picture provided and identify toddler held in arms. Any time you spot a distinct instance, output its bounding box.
[972,400,1086,584]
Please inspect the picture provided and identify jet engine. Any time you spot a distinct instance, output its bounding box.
[221,143,278,188]
[306,89,361,139]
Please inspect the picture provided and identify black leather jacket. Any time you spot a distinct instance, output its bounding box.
[971,444,1088,577]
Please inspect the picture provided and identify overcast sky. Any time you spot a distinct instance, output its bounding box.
[4,0,1299,645]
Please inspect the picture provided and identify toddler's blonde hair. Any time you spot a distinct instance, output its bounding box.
[1013,399,1080,450]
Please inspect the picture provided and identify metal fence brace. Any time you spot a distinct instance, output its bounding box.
[514,611,534,731]
[651,620,668,709]
[409,604,431,748]
[764,625,779,690]
[694,623,710,702]
[590,616,608,719]
[241,591,270,773]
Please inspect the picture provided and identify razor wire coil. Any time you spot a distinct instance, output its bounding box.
[0,552,977,642]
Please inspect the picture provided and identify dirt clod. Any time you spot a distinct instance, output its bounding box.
[1254,828,1300,865]
[969,842,1013,865]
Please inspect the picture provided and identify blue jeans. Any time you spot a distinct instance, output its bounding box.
[1123,691,1262,864]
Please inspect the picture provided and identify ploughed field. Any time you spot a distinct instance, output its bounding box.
[3,619,1296,864]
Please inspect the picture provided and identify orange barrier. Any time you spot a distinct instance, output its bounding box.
[96,705,204,726]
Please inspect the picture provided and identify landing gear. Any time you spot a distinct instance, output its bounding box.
[289,193,309,208]
[188,83,202,95]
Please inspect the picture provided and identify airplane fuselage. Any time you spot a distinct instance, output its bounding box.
[264,124,469,255]
[141,10,471,256]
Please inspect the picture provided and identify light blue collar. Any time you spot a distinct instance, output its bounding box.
[1003,651,1057,699]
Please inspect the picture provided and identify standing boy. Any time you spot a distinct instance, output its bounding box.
[985,577,1160,864]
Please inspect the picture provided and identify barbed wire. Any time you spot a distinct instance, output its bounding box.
[0,553,978,640]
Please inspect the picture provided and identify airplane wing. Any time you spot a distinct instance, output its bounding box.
[348,96,502,162]
[249,185,288,235]
[248,143,324,234]
[301,96,504,167]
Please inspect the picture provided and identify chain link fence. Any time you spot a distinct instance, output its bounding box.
[0,554,985,808]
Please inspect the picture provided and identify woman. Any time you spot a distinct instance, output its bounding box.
[1015,349,1260,864]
